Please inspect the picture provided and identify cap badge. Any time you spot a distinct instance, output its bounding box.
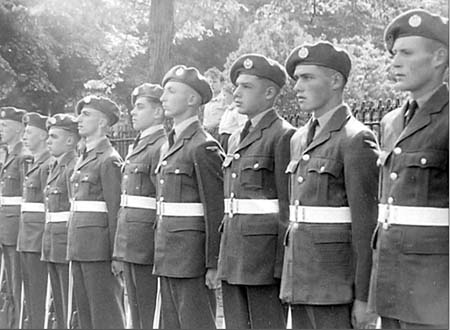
[243,58,253,69]
[0,111,5,118]
[132,88,139,96]
[175,67,184,76]
[298,47,309,59]
[83,95,92,104]
[408,14,422,27]
[48,117,57,125]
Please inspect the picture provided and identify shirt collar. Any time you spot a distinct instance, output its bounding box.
[313,104,343,134]
[249,108,273,128]
[140,124,164,139]
[85,136,108,152]
[414,85,442,109]
[172,115,199,138]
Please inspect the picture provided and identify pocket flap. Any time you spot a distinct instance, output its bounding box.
[285,160,299,174]
[313,229,351,243]
[128,163,150,174]
[167,218,205,232]
[75,214,108,228]
[80,173,98,184]
[242,156,274,171]
[307,158,343,177]
[242,218,278,236]
[166,164,194,176]
[401,151,448,170]
[402,229,449,254]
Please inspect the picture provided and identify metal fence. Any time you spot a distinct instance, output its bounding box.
[110,98,402,158]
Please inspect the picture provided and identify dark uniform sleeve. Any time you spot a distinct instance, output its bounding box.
[100,154,123,256]
[274,127,296,278]
[344,129,379,301]
[193,141,224,269]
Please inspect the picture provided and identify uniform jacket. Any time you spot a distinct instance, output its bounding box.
[368,85,449,325]
[113,128,166,265]
[217,109,295,285]
[67,138,122,261]
[0,142,24,246]
[280,105,379,304]
[17,150,52,252]
[153,120,224,278]
[41,150,77,264]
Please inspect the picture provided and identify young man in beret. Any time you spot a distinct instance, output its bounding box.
[280,42,379,329]
[217,54,295,329]
[155,65,224,329]
[368,9,449,329]
[42,113,79,328]
[17,112,52,328]
[0,107,26,328]
[69,95,124,329]
[112,83,166,329]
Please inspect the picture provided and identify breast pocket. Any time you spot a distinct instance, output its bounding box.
[307,158,343,198]
[23,177,41,202]
[313,228,352,267]
[240,156,274,189]
[127,163,150,194]
[3,172,20,195]
[165,164,195,193]
[47,187,63,211]
[80,173,100,197]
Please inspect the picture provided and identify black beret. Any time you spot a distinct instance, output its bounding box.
[23,112,49,131]
[131,83,163,106]
[0,107,26,123]
[46,113,78,134]
[230,54,287,88]
[75,95,120,126]
[285,42,352,81]
[384,9,449,55]
[162,65,213,105]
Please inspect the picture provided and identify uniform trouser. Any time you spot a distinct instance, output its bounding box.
[20,251,47,329]
[48,262,69,329]
[381,316,448,329]
[72,261,124,329]
[122,262,157,329]
[1,244,21,328]
[160,276,216,329]
[221,281,286,329]
[290,304,352,329]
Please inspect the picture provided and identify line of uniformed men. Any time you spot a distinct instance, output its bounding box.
[0,7,447,330]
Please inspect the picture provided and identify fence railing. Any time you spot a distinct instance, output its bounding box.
[110,98,402,158]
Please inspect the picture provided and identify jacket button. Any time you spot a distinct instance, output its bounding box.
[320,166,325,172]
[387,197,394,204]
[297,176,304,183]
[162,160,167,166]
[390,172,398,180]
[174,169,180,174]
[123,175,128,179]
[393,147,402,155]
[253,163,259,169]
[231,173,237,179]
[302,154,310,161]
[159,179,164,184]
[234,154,240,160]
[420,158,427,165]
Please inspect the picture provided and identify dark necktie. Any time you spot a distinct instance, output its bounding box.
[132,133,141,150]
[240,120,252,142]
[306,119,319,147]
[404,100,418,127]
[168,129,175,148]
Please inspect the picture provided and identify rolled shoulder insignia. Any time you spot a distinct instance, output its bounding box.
[243,58,253,69]
[298,47,309,59]
[408,14,422,27]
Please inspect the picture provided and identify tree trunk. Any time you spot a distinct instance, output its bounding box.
[148,0,175,83]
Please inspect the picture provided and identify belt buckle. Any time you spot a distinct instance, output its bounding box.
[228,194,234,218]
[157,197,163,219]
[383,204,390,230]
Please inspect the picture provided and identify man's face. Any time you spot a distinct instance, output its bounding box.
[233,74,269,118]
[23,125,47,152]
[160,81,193,119]
[75,107,104,137]
[130,97,159,131]
[0,120,21,144]
[208,77,222,96]
[47,127,71,157]
[391,36,436,94]
[293,65,333,114]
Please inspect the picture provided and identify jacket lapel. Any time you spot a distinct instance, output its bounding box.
[2,142,22,170]
[395,85,449,146]
[75,138,110,171]
[47,151,76,185]
[126,128,165,161]
[161,121,199,161]
[26,151,51,176]
[304,105,351,153]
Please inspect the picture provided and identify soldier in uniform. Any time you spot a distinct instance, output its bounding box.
[42,114,79,328]
[280,42,379,328]
[154,65,224,329]
[112,83,166,328]
[17,112,52,328]
[368,9,449,329]
[68,95,124,329]
[0,107,26,328]
[217,54,295,329]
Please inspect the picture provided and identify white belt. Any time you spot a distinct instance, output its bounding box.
[71,201,108,213]
[289,205,351,223]
[121,195,156,210]
[0,196,22,206]
[157,201,204,217]
[378,204,449,227]
[46,212,71,223]
[21,202,45,213]
[224,198,279,217]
